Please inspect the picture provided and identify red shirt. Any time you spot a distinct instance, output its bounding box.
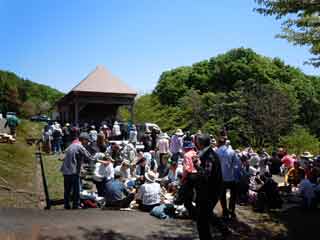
[182,149,197,183]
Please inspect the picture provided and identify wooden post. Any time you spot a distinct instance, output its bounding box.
[74,99,79,125]
[36,150,51,209]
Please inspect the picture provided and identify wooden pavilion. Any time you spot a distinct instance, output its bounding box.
[56,65,137,125]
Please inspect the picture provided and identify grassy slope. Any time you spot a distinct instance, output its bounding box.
[0,120,44,207]
[43,155,64,201]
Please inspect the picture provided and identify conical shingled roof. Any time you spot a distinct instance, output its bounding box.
[71,65,137,95]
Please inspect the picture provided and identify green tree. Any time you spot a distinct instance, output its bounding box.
[255,0,320,66]
[280,126,320,155]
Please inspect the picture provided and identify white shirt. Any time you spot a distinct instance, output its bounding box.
[112,124,121,136]
[157,138,170,154]
[93,162,114,182]
[114,165,131,179]
[137,182,161,205]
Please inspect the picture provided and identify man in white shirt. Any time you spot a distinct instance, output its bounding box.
[114,160,131,180]
[136,171,161,212]
[93,154,115,197]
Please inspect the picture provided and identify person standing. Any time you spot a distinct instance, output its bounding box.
[52,123,63,154]
[157,133,170,165]
[141,130,152,152]
[60,132,94,209]
[216,137,241,219]
[170,129,184,162]
[4,114,20,138]
[62,123,72,151]
[178,141,198,219]
[194,134,229,240]
[112,121,121,140]
[129,125,138,146]
[89,125,98,142]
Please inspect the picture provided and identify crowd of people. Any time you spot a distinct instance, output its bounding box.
[46,121,320,240]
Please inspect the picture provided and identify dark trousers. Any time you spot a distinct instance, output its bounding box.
[140,203,160,212]
[194,175,228,240]
[106,193,135,208]
[179,173,198,219]
[93,178,106,197]
[64,175,80,209]
[220,181,238,214]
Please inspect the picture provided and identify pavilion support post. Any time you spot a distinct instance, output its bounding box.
[74,99,79,125]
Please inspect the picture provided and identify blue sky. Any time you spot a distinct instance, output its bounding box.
[0,0,317,94]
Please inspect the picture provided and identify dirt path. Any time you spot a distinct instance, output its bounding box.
[0,208,198,240]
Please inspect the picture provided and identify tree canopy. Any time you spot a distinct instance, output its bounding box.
[129,48,320,148]
[0,70,63,117]
[255,0,320,67]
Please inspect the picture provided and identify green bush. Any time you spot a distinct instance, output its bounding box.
[280,127,320,155]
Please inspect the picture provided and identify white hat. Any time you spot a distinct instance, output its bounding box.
[145,171,157,183]
[122,160,131,166]
[175,129,184,136]
[160,133,170,139]
[301,151,314,159]
[102,124,108,129]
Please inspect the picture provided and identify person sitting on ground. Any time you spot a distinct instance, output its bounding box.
[162,159,183,192]
[134,156,150,185]
[255,173,283,212]
[114,160,131,180]
[285,161,305,187]
[93,154,115,197]
[157,152,170,178]
[104,172,135,209]
[136,171,161,212]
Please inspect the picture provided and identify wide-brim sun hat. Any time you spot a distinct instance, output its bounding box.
[175,129,184,136]
[122,160,131,166]
[145,171,157,183]
[79,132,90,140]
[160,133,170,139]
[301,151,314,159]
